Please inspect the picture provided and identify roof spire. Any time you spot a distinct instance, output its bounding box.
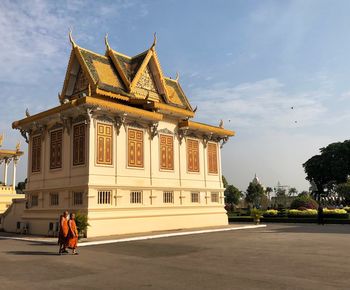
[16,141,21,152]
[0,133,3,147]
[175,72,179,82]
[151,32,157,49]
[105,33,111,51]
[69,28,77,48]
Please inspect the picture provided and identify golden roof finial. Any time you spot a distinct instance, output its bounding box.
[175,72,179,82]
[16,141,21,152]
[0,133,3,147]
[105,33,111,51]
[69,28,77,48]
[151,32,157,49]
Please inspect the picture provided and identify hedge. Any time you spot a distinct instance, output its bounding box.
[228,216,350,224]
[288,209,317,217]
[323,209,348,219]
[263,209,278,217]
[343,207,350,213]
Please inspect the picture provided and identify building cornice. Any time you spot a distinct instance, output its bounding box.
[178,120,235,137]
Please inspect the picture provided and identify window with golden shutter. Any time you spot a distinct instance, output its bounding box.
[50,130,63,169]
[208,143,218,174]
[160,134,174,170]
[187,139,199,172]
[96,123,113,165]
[31,135,41,172]
[73,123,86,166]
[128,128,144,168]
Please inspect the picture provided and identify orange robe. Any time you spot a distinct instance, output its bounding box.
[67,219,78,249]
[58,216,69,245]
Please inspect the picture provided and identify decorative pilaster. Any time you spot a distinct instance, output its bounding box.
[12,157,18,191]
[3,158,9,186]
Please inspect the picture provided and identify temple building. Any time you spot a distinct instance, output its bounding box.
[2,33,235,237]
[0,135,24,215]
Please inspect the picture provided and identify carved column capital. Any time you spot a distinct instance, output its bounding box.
[19,129,30,143]
[149,122,159,140]
[177,128,188,144]
[203,133,213,148]
[114,113,127,135]
[220,136,229,148]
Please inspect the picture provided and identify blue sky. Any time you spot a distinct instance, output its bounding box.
[1,0,350,192]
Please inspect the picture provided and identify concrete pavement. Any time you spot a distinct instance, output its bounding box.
[1,223,349,290]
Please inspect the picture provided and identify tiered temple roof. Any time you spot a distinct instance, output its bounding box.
[12,33,235,141]
[0,136,23,161]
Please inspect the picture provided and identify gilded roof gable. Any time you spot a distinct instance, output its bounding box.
[78,48,126,94]
[136,65,157,92]
[112,51,148,82]
[164,78,191,109]
[72,67,89,95]
[61,36,194,115]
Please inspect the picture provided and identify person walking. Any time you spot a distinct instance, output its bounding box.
[67,213,79,255]
[58,211,69,254]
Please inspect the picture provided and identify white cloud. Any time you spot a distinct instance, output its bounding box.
[0,0,145,85]
[339,91,350,101]
[0,1,75,84]
[190,78,330,129]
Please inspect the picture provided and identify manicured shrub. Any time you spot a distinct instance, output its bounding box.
[288,209,317,217]
[263,209,279,217]
[297,206,308,211]
[343,206,350,213]
[75,212,90,238]
[290,195,318,210]
[323,208,348,219]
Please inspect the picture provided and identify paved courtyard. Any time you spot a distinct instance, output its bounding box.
[1,223,350,290]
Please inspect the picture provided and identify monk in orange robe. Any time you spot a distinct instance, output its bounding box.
[67,213,79,255]
[58,211,69,254]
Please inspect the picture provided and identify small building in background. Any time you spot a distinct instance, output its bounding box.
[0,137,25,229]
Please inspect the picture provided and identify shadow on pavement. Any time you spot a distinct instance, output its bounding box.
[6,251,59,256]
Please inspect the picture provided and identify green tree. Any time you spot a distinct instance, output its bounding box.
[336,182,350,205]
[224,185,242,205]
[275,187,286,197]
[16,182,26,191]
[16,178,27,194]
[288,187,298,196]
[245,182,265,208]
[222,175,228,188]
[265,187,273,199]
[290,194,318,210]
[303,140,350,199]
[299,191,309,197]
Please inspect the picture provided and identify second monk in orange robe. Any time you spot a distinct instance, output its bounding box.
[67,213,79,255]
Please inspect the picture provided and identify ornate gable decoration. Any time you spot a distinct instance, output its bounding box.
[60,32,194,113]
[72,67,89,96]
[136,65,157,92]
